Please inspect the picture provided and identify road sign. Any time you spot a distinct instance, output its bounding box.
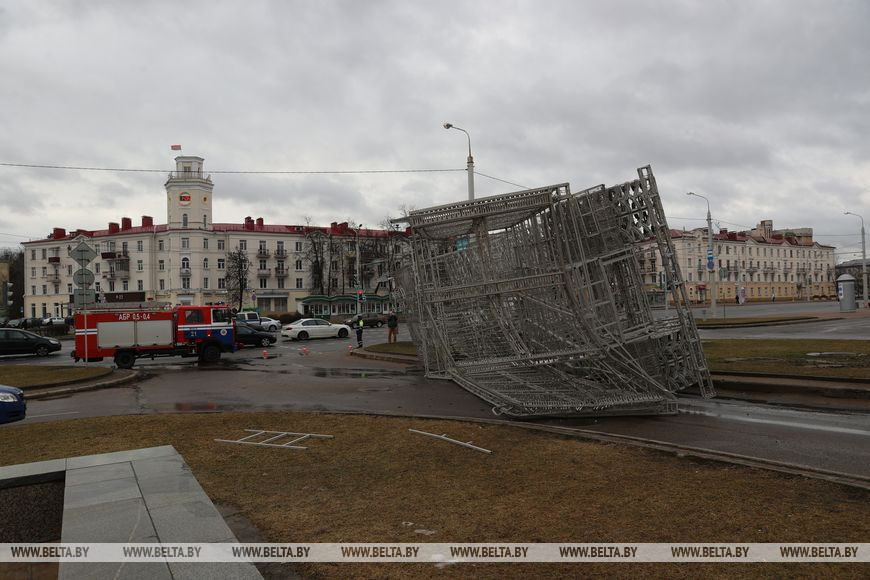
[69,241,97,266]
[73,268,95,286]
[73,289,97,309]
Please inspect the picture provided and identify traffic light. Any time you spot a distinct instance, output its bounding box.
[357,289,363,302]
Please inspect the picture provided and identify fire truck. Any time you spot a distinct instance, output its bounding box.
[71,304,236,369]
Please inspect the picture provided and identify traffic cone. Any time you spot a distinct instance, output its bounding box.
[347,345,354,354]
[302,345,309,356]
[262,349,268,359]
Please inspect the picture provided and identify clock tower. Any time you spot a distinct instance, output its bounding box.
[165,156,214,229]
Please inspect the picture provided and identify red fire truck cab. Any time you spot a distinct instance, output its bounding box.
[72,304,236,369]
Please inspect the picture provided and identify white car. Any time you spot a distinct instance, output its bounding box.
[281,318,351,340]
[258,317,281,332]
[42,317,66,326]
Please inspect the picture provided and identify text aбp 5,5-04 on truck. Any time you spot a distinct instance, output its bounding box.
[71,305,236,369]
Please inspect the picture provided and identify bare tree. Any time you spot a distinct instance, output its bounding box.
[225,248,252,312]
[0,249,24,319]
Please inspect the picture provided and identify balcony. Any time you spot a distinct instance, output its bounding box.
[727,265,739,273]
[166,171,212,182]
[48,256,61,264]
[257,268,271,277]
[257,248,271,258]
[275,249,288,258]
[179,267,191,276]
[103,270,130,280]
[46,272,61,283]
[274,268,288,278]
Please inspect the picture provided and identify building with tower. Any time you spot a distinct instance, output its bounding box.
[21,154,405,319]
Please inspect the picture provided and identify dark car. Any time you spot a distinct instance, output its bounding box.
[0,384,26,424]
[343,313,386,328]
[0,328,62,356]
[234,323,277,347]
[20,317,44,330]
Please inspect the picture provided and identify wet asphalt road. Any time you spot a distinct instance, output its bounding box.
[4,324,869,480]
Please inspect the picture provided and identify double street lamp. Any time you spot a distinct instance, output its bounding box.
[443,123,475,201]
[686,191,716,317]
[844,211,867,308]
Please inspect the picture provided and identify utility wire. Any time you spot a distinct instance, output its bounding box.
[0,161,465,175]
[473,171,529,190]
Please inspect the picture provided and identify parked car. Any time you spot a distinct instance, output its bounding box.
[234,311,263,327]
[234,323,277,347]
[258,317,281,332]
[282,318,351,340]
[0,328,62,356]
[42,316,66,326]
[0,384,26,424]
[6,319,23,328]
[20,318,43,329]
[343,313,387,328]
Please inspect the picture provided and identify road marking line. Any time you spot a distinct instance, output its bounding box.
[28,411,80,418]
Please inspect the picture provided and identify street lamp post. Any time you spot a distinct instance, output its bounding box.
[687,191,716,318]
[844,211,867,308]
[443,123,475,201]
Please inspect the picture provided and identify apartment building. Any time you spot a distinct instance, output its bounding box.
[22,155,405,318]
[641,220,837,303]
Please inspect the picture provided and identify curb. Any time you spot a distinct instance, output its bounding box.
[697,317,834,330]
[25,370,143,400]
[350,349,418,365]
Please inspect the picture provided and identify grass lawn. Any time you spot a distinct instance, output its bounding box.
[1,412,867,578]
[366,341,417,356]
[704,339,870,378]
[0,365,111,389]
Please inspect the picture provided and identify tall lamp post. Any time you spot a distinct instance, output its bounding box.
[687,191,716,317]
[355,224,363,316]
[443,122,474,201]
[844,211,867,308]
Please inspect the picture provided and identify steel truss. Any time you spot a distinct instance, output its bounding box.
[392,166,713,417]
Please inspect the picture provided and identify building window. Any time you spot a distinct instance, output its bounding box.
[259,259,267,269]
[95,282,100,291]
[239,240,247,251]
[54,285,59,294]
[42,266,46,276]
[31,250,35,260]
[203,278,209,289]
[218,240,225,250]
[95,262,100,273]
[277,241,284,251]
[67,283,72,294]
[218,277,226,289]
[217,259,225,270]
[259,278,267,289]
[182,214,188,227]
[259,241,267,250]
[203,258,209,269]
[159,260,165,271]
[109,281,115,291]
[137,260,143,271]
[137,280,143,291]
[41,249,46,259]
[31,267,35,277]
[295,241,303,252]
[277,278,285,289]
[203,238,208,249]
[137,240,143,252]
[203,214,207,227]
[122,280,129,291]
[181,238,189,249]
[42,285,46,295]
[159,240,164,251]
[181,257,190,269]
[122,242,128,252]
[159,279,165,290]
[67,264,73,275]
[182,277,190,289]
[31,285,36,295]
[295,260,303,271]
[277,260,284,272]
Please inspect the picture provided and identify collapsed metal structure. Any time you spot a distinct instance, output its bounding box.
[392,165,713,417]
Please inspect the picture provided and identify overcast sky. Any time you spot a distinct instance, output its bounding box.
[1,1,868,260]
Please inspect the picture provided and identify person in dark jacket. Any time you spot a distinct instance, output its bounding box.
[387,311,398,343]
[355,318,364,348]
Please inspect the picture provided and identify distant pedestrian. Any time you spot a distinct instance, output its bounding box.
[356,318,364,348]
[387,311,398,344]
[772,293,776,303]
[735,294,740,304]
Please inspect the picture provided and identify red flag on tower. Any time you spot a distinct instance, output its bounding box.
[170,144,182,151]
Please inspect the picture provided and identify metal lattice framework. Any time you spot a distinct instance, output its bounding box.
[392,166,713,418]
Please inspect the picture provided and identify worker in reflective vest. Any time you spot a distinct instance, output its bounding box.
[356,318,364,348]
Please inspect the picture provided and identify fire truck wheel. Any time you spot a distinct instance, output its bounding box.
[200,344,221,363]
[114,351,136,369]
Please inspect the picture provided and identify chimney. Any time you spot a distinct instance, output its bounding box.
[256,217,264,228]
[121,217,132,230]
[244,216,254,230]
[142,216,153,227]
[52,228,66,239]
[108,222,120,234]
